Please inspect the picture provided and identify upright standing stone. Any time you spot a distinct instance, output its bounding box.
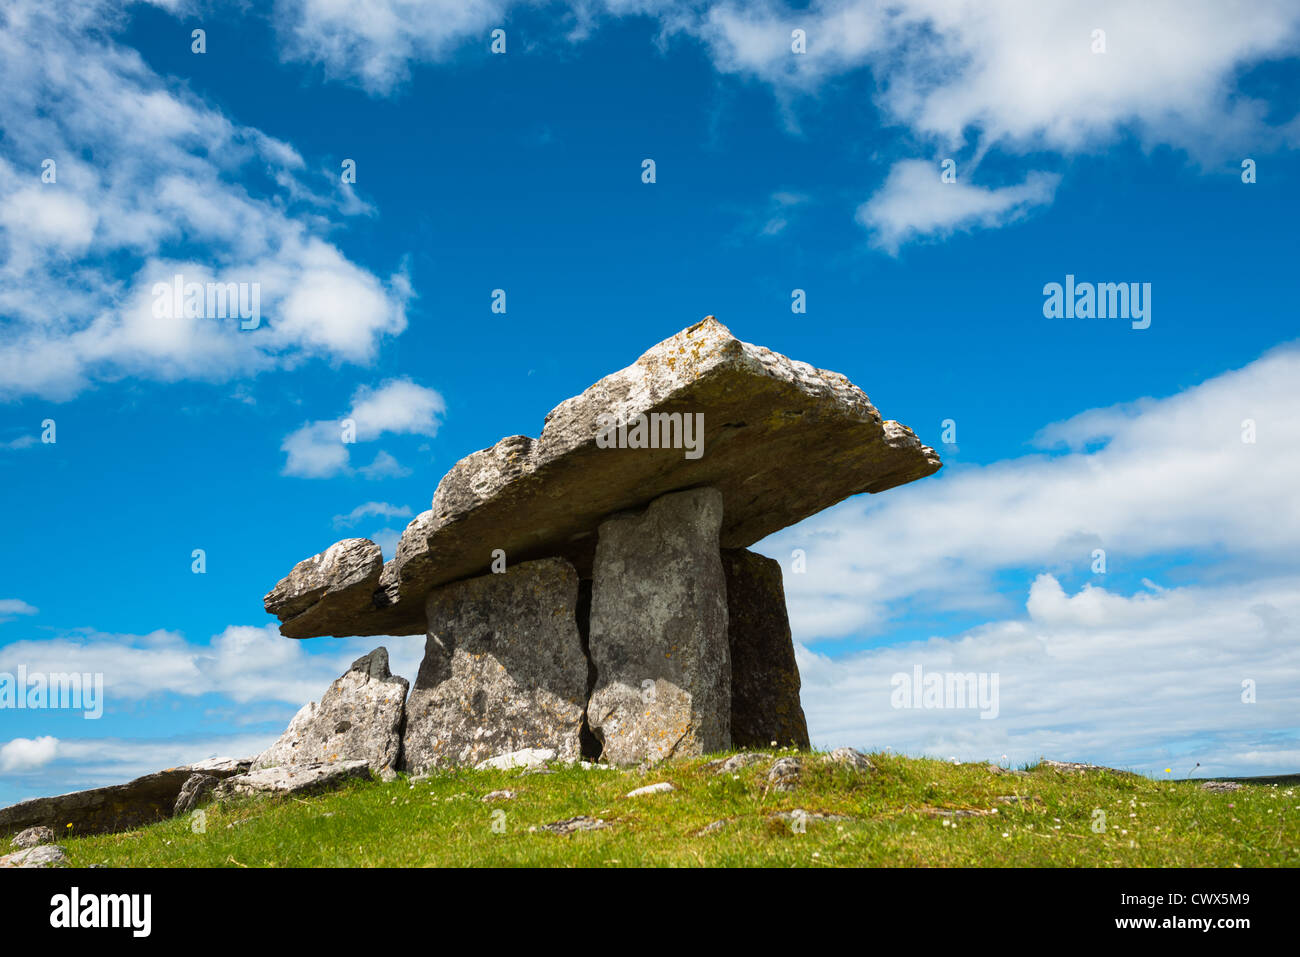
[587,487,730,765]
[252,647,409,775]
[403,558,588,773]
[722,548,810,749]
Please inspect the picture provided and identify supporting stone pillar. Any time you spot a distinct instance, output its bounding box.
[722,549,810,749]
[586,487,731,765]
[403,557,588,773]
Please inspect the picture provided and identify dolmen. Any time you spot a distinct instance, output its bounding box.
[265,317,941,770]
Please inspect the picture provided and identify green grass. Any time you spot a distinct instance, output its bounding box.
[58,752,1299,867]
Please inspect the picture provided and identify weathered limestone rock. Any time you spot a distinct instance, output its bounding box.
[474,748,557,771]
[767,756,802,792]
[10,825,54,848]
[823,747,874,772]
[587,487,730,766]
[0,844,67,868]
[0,759,249,838]
[704,752,770,774]
[252,647,408,775]
[267,318,941,637]
[721,548,810,750]
[265,538,384,638]
[403,558,588,773]
[173,774,219,815]
[213,761,371,800]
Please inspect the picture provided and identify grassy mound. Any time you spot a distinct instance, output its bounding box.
[60,751,1298,867]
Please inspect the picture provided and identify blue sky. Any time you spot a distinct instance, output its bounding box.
[2,1,1298,804]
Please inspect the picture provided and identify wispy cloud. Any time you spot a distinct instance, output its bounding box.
[0,599,39,623]
[796,573,1300,777]
[332,501,414,529]
[0,0,410,402]
[281,378,445,479]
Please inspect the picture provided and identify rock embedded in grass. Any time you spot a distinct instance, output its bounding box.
[10,825,55,848]
[535,816,610,835]
[769,810,850,825]
[0,844,67,868]
[767,757,802,792]
[625,782,676,797]
[705,752,770,774]
[822,748,874,773]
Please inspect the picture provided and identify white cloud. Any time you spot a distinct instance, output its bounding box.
[0,624,424,709]
[0,0,409,401]
[856,160,1059,253]
[359,450,413,480]
[281,378,444,478]
[332,501,414,528]
[0,736,59,773]
[265,1,1300,249]
[0,599,39,623]
[273,0,522,93]
[763,343,1300,641]
[796,573,1300,778]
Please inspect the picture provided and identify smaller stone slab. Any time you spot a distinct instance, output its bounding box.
[403,558,588,773]
[587,487,731,765]
[722,548,810,749]
[252,647,408,775]
[0,759,249,838]
[213,761,371,800]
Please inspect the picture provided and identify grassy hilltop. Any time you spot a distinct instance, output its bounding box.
[60,751,1298,868]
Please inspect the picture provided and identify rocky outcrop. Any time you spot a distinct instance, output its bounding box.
[0,758,249,838]
[267,318,941,638]
[722,548,810,749]
[403,558,588,773]
[587,488,730,765]
[213,761,371,800]
[252,647,408,775]
[10,825,55,848]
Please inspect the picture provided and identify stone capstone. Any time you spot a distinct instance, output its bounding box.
[266,317,941,637]
[252,647,408,775]
[402,558,588,774]
[722,548,810,750]
[586,487,730,766]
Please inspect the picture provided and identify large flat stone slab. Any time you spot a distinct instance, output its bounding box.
[722,548,810,750]
[267,317,941,637]
[402,558,588,773]
[0,758,250,838]
[252,647,408,775]
[587,487,731,765]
